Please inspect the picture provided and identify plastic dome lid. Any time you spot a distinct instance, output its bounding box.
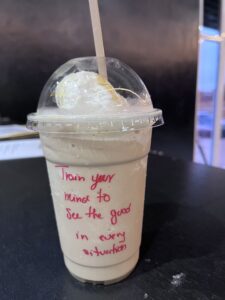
[27,57,163,134]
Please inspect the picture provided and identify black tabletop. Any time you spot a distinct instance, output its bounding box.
[1,155,225,300]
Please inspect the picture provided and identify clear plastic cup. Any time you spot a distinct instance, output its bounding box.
[27,57,163,284]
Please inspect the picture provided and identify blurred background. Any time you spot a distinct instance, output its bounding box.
[0,0,224,168]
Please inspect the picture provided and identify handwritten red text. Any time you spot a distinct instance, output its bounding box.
[83,243,126,256]
[91,173,115,190]
[66,208,82,221]
[85,206,103,220]
[97,188,111,203]
[64,192,90,203]
[110,203,131,225]
[56,166,85,182]
[75,232,89,241]
[99,231,126,244]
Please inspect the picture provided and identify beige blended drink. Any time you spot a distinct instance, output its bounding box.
[27,57,163,284]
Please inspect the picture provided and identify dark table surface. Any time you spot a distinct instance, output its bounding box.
[1,155,225,300]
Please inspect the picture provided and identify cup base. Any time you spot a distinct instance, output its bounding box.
[64,251,139,285]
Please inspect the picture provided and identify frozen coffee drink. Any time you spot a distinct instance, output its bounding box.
[27,57,163,284]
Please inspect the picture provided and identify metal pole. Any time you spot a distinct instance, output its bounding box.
[212,0,225,166]
[192,0,204,161]
[199,0,204,29]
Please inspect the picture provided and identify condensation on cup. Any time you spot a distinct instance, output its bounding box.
[27,57,163,284]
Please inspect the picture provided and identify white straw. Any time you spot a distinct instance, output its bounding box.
[88,0,108,79]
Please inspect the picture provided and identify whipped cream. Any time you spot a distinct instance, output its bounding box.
[55,71,128,113]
